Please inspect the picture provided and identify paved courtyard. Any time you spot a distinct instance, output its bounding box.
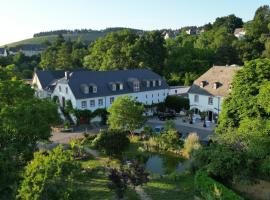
[146,117,215,140]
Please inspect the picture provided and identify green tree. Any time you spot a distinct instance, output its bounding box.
[0,79,59,197]
[92,129,130,155]
[215,58,270,180]
[107,96,145,133]
[84,30,166,74]
[84,30,138,71]
[213,14,243,33]
[17,146,80,200]
[56,43,73,69]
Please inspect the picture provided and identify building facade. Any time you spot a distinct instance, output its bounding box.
[188,65,241,122]
[33,69,170,111]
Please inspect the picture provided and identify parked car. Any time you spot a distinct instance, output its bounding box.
[157,112,176,121]
[200,140,212,146]
[154,125,164,133]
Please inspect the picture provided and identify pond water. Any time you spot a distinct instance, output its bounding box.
[144,154,190,175]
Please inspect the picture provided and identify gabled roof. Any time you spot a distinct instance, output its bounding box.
[188,66,241,97]
[35,70,66,89]
[57,69,169,99]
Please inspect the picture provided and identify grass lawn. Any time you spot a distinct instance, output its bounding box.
[74,156,140,200]
[143,174,194,200]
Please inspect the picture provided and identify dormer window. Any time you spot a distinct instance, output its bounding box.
[116,82,123,90]
[133,81,140,92]
[213,82,220,89]
[109,82,117,91]
[89,84,97,93]
[119,83,123,90]
[200,81,207,88]
[146,80,150,88]
[158,80,162,86]
[93,86,97,93]
[152,80,156,87]
[112,84,116,91]
[80,84,89,94]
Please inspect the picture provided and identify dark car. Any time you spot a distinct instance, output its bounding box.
[157,112,176,121]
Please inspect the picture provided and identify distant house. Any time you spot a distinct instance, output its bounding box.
[186,27,197,35]
[169,86,190,98]
[234,28,246,39]
[10,44,46,56]
[188,65,241,122]
[185,27,204,35]
[32,69,170,111]
[0,48,8,57]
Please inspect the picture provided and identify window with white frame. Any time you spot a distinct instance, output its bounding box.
[194,95,199,102]
[59,86,62,92]
[66,87,68,94]
[92,86,97,93]
[81,101,87,108]
[158,80,162,86]
[98,99,103,106]
[110,97,114,104]
[112,84,116,91]
[133,82,140,92]
[119,83,123,90]
[90,100,95,107]
[208,97,213,105]
[146,80,150,87]
[152,80,156,87]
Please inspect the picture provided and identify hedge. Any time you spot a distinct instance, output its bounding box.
[195,170,244,200]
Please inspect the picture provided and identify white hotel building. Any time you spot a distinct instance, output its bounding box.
[32,69,170,111]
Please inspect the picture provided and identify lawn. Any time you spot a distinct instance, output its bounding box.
[143,174,194,200]
[74,157,140,200]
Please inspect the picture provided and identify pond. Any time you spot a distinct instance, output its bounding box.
[144,154,191,175]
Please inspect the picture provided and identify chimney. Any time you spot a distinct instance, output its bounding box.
[65,71,70,80]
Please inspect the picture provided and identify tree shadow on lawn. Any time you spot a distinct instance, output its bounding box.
[143,175,194,200]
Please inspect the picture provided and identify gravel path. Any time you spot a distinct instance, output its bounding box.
[134,186,152,200]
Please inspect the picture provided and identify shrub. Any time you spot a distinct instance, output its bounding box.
[64,100,73,114]
[193,144,245,182]
[182,133,201,158]
[195,170,244,200]
[17,146,81,200]
[73,109,92,124]
[165,96,190,112]
[92,129,130,155]
[92,108,108,125]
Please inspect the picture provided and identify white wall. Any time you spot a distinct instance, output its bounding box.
[75,89,169,111]
[169,86,190,96]
[188,93,223,114]
[51,83,77,108]
[32,74,50,98]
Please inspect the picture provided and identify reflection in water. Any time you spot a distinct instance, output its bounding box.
[145,155,165,174]
[145,154,189,175]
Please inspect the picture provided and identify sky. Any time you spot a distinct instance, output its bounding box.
[0,0,269,45]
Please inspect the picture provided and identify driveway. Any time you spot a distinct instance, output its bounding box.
[50,125,103,144]
[146,117,215,140]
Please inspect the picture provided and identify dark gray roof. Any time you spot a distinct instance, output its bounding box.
[36,70,65,89]
[0,48,5,54]
[62,69,168,99]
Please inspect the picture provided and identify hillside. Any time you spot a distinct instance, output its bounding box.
[4,28,143,47]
